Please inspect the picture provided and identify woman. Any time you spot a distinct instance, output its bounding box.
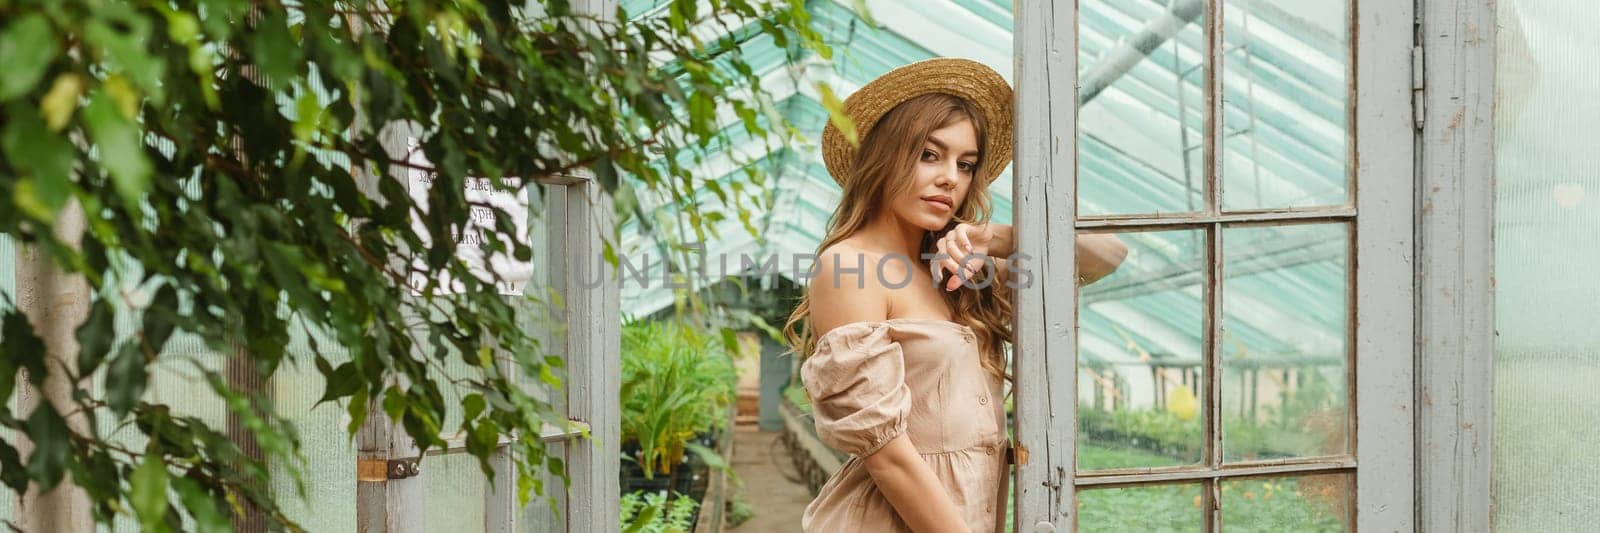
[782,58,1128,532]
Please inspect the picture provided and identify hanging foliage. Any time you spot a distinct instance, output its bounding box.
[0,0,827,529]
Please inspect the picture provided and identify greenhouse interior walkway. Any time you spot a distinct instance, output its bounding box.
[727,428,813,532]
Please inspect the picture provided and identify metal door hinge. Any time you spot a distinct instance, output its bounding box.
[1412,45,1426,130]
[357,457,422,481]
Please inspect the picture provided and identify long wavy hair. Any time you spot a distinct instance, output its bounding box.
[782,93,1014,384]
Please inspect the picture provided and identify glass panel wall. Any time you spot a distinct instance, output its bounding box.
[1492,1,1600,531]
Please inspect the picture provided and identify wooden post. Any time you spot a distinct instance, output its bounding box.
[13,201,94,531]
[1416,0,1497,530]
[225,341,269,532]
[560,174,620,531]
[563,2,620,530]
[353,121,428,533]
[1013,0,1080,528]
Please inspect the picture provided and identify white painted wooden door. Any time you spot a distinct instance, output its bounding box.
[1011,1,1414,530]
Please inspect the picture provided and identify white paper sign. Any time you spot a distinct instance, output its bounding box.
[404,138,533,296]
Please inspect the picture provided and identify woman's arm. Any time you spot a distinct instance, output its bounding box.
[985,222,1016,258]
[1076,233,1128,285]
[862,436,972,533]
[980,224,1128,285]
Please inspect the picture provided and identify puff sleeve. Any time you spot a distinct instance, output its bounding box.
[800,323,911,457]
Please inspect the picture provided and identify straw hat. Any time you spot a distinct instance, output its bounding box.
[821,57,1014,188]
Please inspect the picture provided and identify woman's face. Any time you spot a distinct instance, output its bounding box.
[886,119,978,232]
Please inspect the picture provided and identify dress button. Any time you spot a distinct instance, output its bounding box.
[979,395,988,405]
[985,446,996,456]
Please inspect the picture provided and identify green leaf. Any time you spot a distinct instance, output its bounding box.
[466,420,499,476]
[82,90,152,207]
[622,504,659,533]
[1,310,46,390]
[103,74,141,120]
[816,83,857,146]
[720,327,739,357]
[345,387,369,436]
[684,441,728,471]
[2,103,76,220]
[247,10,301,87]
[850,0,878,26]
[537,363,560,388]
[24,403,71,490]
[317,361,361,405]
[131,453,170,531]
[172,476,229,533]
[462,393,486,422]
[0,438,28,493]
[81,5,163,102]
[76,449,121,509]
[0,14,59,101]
[164,11,200,45]
[39,73,83,131]
[382,385,406,422]
[76,298,115,376]
[140,285,178,352]
[106,342,149,418]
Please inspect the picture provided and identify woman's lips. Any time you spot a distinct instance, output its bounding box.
[922,195,953,211]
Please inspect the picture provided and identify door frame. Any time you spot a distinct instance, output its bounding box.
[1010,1,1418,529]
[1414,0,1498,531]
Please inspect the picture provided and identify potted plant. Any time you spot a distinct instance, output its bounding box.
[621,490,700,533]
[619,319,738,511]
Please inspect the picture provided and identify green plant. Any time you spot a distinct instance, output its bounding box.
[1073,473,1345,532]
[620,490,700,533]
[726,491,756,527]
[0,0,826,528]
[1077,407,1204,466]
[621,319,737,479]
[783,382,811,413]
[1076,365,1348,466]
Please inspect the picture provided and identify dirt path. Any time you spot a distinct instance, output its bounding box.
[727,427,813,532]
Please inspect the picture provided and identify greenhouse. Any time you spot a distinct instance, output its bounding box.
[0,0,1595,531]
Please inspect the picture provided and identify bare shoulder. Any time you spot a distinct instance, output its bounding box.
[809,241,894,335]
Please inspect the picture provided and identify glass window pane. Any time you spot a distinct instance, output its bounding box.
[1221,0,1350,210]
[273,328,357,531]
[1220,473,1351,531]
[521,441,569,533]
[1078,229,1206,471]
[1077,483,1203,532]
[1078,0,1208,216]
[1221,224,1348,462]
[424,453,489,530]
[1492,1,1600,531]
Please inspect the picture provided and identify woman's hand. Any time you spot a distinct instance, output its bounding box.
[935,223,995,291]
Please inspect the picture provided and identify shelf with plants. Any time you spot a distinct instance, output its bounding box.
[620,319,739,531]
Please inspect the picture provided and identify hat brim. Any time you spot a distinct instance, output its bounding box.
[821,57,1014,188]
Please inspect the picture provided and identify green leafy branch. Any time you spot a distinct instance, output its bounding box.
[0,0,826,529]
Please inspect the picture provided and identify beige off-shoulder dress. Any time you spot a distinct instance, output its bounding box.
[800,318,1008,532]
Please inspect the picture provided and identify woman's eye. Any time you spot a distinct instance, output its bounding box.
[958,161,975,173]
[922,149,938,161]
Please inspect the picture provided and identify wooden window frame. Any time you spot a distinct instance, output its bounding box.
[1011,0,1416,530]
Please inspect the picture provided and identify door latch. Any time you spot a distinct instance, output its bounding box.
[358,457,422,481]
